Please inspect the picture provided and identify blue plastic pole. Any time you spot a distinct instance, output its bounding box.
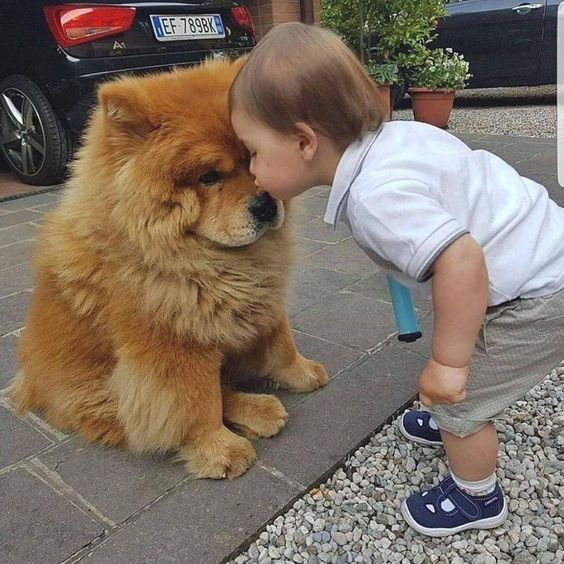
[386,275,422,342]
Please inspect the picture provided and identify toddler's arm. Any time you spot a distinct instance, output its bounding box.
[419,234,488,406]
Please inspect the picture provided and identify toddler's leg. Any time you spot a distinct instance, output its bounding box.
[400,292,564,536]
[441,422,498,482]
[400,420,507,537]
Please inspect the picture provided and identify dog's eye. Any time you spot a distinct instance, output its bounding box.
[199,170,222,185]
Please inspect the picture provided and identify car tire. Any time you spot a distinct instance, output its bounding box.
[0,74,71,186]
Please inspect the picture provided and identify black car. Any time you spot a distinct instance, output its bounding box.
[435,0,558,88]
[0,1,255,185]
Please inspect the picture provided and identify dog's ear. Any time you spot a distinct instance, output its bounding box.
[97,80,158,135]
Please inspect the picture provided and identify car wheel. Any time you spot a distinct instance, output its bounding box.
[0,75,71,186]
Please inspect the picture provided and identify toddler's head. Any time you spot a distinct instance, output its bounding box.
[229,22,386,148]
[229,23,387,200]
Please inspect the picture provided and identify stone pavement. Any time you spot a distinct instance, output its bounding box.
[0,134,560,563]
[0,158,58,201]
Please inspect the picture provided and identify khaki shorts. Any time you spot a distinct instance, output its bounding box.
[422,287,564,438]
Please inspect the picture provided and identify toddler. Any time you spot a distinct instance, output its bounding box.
[228,23,564,537]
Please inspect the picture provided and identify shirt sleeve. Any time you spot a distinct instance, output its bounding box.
[349,177,470,282]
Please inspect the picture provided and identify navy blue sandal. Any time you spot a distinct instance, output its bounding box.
[399,410,442,446]
[401,476,508,537]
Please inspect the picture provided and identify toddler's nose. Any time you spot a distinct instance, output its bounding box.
[248,192,278,224]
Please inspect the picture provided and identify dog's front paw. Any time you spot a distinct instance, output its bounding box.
[179,426,256,479]
[274,354,329,393]
[224,392,288,440]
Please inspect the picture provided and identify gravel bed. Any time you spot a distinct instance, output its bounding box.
[394,85,557,138]
[229,365,563,564]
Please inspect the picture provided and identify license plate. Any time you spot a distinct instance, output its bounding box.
[150,14,225,41]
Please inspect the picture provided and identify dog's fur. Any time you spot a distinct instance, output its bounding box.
[10,58,328,479]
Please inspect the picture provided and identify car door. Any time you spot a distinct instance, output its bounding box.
[436,0,547,86]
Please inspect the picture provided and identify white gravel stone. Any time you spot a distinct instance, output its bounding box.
[394,85,556,138]
[230,366,563,564]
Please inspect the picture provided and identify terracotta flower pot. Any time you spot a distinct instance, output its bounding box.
[375,83,392,122]
[408,88,456,128]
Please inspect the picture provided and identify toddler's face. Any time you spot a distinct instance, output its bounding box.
[231,108,311,201]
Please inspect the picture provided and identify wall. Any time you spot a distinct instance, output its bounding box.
[245,1,321,39]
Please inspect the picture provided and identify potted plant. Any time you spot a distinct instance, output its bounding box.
[407,47,471,128]
[366,62,399,121]
[322,0,448,110]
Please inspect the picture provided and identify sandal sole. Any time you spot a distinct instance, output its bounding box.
[400,497,508,537]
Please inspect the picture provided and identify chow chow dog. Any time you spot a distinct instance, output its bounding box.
[10,58,328,479]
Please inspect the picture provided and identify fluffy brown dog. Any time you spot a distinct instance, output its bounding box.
[10,58,328,479]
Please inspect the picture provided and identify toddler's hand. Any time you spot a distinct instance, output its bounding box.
[418,358,468,407]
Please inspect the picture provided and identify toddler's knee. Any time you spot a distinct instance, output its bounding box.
[428,411,491,439]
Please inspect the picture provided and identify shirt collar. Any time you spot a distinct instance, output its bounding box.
[323,126,383,228]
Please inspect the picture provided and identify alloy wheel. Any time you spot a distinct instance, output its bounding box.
[0,88,47,177]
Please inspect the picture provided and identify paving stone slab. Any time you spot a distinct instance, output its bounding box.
[0,334,19,389]
[339,270,433,315]
[514,146,556,172]
[0,291,31,336]
[297,216,351,243]
[292,330,363,379]
[0,192,61,212]
[254,343,424,486]
[295,194,329,218]
[0,224,38,247]
[451,132,487,143]
[344,270,394,303]
[271,331,366,413]
[0,240,35,269]
[222,331,364,414]
[83,466,301,563]
[29,202,58,214]
[0,210,44,230]
[292,291,396,351]
[467,139,514,151]
[0,467,104,563]
[39,440,186,524]
[290,264,361,317]
[308,186,331,198]
[301,237,380,277]
[505,135,554,145]
[296,237,329,259]
[0,263,34,299]
[0,406,53,469]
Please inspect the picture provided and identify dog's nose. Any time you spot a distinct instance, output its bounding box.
[248,192,278,224]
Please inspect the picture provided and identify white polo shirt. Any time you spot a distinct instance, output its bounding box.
[323,121,564,305]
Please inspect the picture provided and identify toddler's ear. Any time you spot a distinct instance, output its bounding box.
[97,79,159,135]
[294,122,319,162]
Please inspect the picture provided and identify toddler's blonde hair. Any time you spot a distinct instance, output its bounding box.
[229,22,387,150]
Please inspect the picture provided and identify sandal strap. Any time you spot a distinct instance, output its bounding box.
[437,479,481,520]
